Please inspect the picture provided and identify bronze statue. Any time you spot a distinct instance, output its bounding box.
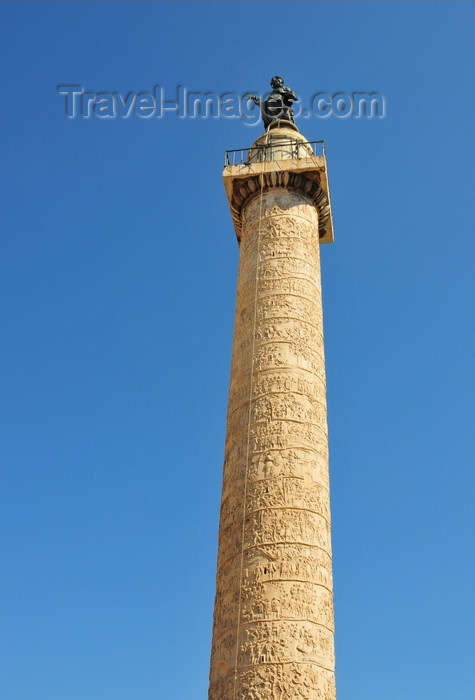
[246,76,298,128]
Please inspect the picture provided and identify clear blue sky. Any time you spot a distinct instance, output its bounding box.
[1,2,474,699]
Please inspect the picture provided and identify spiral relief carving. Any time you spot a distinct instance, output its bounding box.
[209,186,336,700]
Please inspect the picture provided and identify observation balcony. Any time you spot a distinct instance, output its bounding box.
[223,126,334,244]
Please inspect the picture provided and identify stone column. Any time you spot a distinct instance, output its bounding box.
[209,124,336,700]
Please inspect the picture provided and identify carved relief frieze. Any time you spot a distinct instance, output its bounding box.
[244,477,329,516]
[240,581,334,629]
[230,662,337,700]
[242,543,333,589]
[238,254,320,289]
[256,239,319,267]
[242,191,319,224]
[243,508,330,551]
[257,275,320,299]
[236,619,335,667]
[255,293,322,324]
[222,439,329,485]
[210,183,335,699]
[225,390,328,443]
[226,370,327,415]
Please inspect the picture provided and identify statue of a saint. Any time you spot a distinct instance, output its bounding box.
[246,76,297,128]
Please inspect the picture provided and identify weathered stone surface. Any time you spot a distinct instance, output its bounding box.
[210,128,336,700]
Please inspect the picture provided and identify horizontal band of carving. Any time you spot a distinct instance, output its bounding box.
[228,368,327,396]
[227,396,328,422]
[212,618,335,644]
[217,541,332,567]
[241,254,322,279]
[229,473,330,492]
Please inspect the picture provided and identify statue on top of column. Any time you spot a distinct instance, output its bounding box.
[246,76,298,129]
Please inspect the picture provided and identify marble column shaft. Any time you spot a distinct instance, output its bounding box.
[209,180,336,700]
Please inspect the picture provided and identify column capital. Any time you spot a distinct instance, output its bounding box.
[223,125,334,244]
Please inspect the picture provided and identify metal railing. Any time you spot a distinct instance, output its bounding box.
[224,139,325,167]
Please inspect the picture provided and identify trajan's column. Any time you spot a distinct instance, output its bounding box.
[209,77,336,700]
